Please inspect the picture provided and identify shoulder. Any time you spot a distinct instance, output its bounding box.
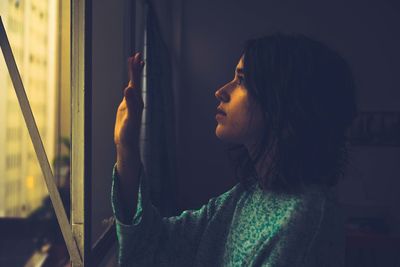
[284,185,344,234]
[253,185,345,266]
[284,185,346,266]
[296,185,344,229]
[205,179,255,221]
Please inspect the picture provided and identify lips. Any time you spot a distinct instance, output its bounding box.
[216,107,226,116]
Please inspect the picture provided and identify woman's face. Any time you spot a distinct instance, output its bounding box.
[215,56,264,147]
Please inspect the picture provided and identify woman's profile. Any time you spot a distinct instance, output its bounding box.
[111,33,356,266]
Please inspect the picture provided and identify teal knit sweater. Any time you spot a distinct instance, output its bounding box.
[111,162,345,266]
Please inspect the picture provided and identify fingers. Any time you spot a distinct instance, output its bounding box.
[128,52,145,88]
[123,52,145,116]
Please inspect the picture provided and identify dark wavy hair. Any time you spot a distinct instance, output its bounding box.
[227,33,357,194]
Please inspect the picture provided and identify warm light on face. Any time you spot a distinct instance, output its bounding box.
[215,56,264,146]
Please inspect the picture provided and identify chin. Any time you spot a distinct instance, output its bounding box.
[215,124,226,140]
[215,125,241,144]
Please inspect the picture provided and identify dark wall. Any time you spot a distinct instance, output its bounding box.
[163,0,400,227]
[91,0,131,245]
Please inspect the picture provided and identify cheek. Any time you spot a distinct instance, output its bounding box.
[242,103,265,139]
[233,112,253,133]
[215,110,253,143]
[215,92,261,143]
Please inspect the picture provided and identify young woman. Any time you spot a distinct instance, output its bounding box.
[112,33,356,266]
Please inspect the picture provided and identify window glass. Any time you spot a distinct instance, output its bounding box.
[0,0,69,218]
[0,0,71,265]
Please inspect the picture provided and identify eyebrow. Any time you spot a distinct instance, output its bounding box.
[235,68,244,75]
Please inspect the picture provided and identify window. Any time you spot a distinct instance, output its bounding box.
[0,0,64,219]
[1,0,140,265]
[0,0,72,265]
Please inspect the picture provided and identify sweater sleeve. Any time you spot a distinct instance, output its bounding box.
[111,162,242,267]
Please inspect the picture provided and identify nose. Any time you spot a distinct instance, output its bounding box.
[215,83,229,102]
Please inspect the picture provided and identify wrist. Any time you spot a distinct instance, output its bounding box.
[116,143,140,158]
[116,145,141,171]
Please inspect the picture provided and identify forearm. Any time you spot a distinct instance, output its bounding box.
[116,145,142,223]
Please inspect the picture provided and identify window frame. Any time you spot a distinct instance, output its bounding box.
[0,15,82,265]
[1,0,139,264]
[70,0,90,265]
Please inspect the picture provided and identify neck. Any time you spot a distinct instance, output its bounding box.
[246,141,275,180]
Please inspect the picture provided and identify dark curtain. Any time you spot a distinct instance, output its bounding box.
[144,1,179,217]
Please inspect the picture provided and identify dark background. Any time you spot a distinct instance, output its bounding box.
[152,0,400,215]
[90,0,400,265]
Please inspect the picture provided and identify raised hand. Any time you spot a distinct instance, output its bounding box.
[114,52,145,151]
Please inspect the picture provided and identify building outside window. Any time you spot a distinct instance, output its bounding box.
[0,0,63,218]
[0,0,72,265]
